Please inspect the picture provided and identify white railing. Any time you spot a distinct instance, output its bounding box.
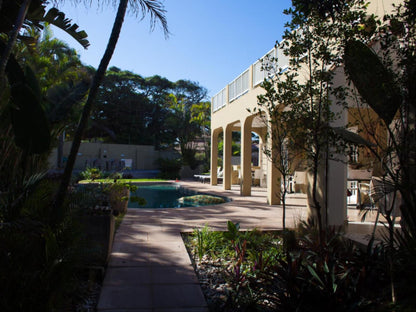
[253,48,277,87]
[229,68,250,102]
[212,87,227,112]
[212,41,290,112]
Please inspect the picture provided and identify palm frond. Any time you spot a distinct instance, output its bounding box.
[65,0,169,37]
[42,8,90,48]
[128,0,169,37]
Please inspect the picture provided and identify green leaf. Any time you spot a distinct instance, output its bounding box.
[33,8,90,49]
[1,45,51,154]
[45,79,90,125]
[332,127,375,147]
[344,40,401,125]
[227,220,240,234]
[323,261,329,274]
[307,264,325,287]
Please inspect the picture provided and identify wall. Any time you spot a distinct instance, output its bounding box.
[48,142,180,171]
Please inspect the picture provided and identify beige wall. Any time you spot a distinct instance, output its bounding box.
[48,142,179,171]
[211,67,265,131]
[209,0,399,225]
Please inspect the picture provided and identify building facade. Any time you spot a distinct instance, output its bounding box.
[210,0,397,227]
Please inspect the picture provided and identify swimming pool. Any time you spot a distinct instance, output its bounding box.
[128,183,228,208]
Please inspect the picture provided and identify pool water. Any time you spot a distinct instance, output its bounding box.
[128,183,220,208]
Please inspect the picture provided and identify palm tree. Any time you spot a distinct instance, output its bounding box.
[54,0,168,210]
[0,0,89,84]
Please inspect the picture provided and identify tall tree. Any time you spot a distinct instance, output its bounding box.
[87,67,153,144]
[191,100,211,170]
[264,0,368,238]
[255,76,302,231]
[54,0,168,210]
[164,80,208,168]
[142,75,174,149]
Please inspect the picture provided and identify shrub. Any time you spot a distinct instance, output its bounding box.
[0,178,91,311]
[271,221,390,312]
[182,148,199,170]
[109,171,123,180]
[79,167,103,180]
[156,157,182,179]
[186,222,285,311]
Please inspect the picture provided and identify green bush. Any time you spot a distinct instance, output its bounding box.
[272,221,390,312]
[79,167,103,180]
[182,148,199,170]
[185,221,399,311]
[156,157,182,180]
[0,178,91,311]
[72,182,144,216]
[186,222,285,311]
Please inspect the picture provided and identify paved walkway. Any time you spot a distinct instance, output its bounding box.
[97,181,378,311]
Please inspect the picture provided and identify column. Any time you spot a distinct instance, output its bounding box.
[223,124,233,190]
[241,118,252,196]
[267,124,281,205]
[326,154,347,226]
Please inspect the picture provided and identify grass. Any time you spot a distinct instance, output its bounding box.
[78,178,168,184]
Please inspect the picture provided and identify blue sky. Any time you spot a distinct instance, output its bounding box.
[50,0,292,98]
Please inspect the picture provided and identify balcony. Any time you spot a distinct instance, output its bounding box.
[211,45,290,113]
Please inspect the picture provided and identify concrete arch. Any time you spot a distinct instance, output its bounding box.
[223,122,239,190]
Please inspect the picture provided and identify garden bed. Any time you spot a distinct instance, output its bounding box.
[183,221,406,312]
[183,222,283,311]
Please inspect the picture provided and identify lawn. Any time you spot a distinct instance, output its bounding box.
[78,178,168,183]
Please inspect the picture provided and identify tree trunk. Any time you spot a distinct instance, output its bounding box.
[54,0,129,210]
[312,153,323,243]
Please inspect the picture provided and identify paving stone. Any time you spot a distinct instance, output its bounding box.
[103,267,151,286]
[108,251,150,267]
[97,285,152,310]
[97,181,320,311]
[152,284,206,308]
[150,266,199,284]
[147,251,192,267]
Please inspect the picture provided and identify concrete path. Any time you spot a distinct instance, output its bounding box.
[97,181,377,311]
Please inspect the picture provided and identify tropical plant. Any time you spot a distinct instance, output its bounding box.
[165,82,208,169]
[0,4,95,310]
[54,0,169,212]
[0,0,89,86]
[0,176,92,312]
[191,100,211,169]
[79,167,103,181]
[341,1,416,305]
[270,220,391,312]
[0,10,90,183]
[193,225,225,260]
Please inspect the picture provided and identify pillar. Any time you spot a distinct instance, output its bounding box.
[326,154,347,226]
[241,117,252,196]
[267,123,281,205]
[223,124,233,190]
